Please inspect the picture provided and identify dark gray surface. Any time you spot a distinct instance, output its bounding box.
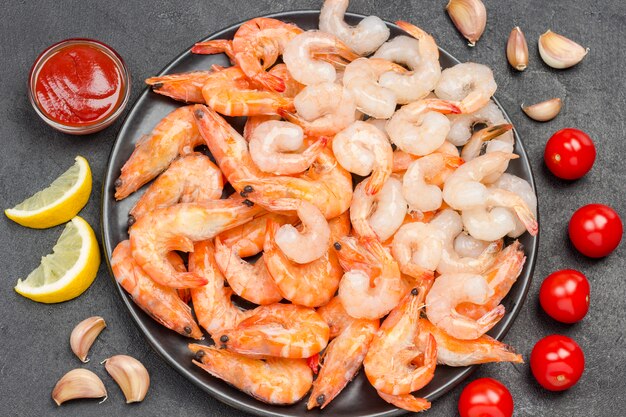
[0,1,623,416]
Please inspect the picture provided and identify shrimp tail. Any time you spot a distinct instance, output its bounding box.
[377,391,431,413]
[480,124,513,142]
[426,98,462,115]
[513,204,539,236]
[172,271,210,289]
[477,304,506,334]
[191,39,236,61]
[165,235,195,253]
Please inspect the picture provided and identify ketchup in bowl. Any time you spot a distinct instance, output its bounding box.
[29,39,130,135]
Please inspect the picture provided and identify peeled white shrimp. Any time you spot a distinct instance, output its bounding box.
[271,199,331,264]
[401,153,452,213]
[431,209,502,274]
[425,273,505,340]
[447,101,513,147]
[454,232,491,259]
[391,222,443,278]
[443,152,538,237]
[319,0,390,55]
[248,121,326,175]
[342,58,402,119]
[435,63,497,114]
[461,124,513,162]
[332,120,393,195]
[365,117,388,133]
[350,177,407,241]
[373,32,441,104]
[386,99,460,156]
[283,31,357,86]
[489,173,538,238]
[461,205,519,241]
[282,82,357,136]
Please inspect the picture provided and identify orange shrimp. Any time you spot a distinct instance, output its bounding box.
[189,344,312,405]
[115,106,204,200]
[129,153,223,221]
[146,71,213,104]
[191,39,236,62]
[377,391,432,413]
[201,66,294,116]
[364,287,437,396]
[213,304,329,359]
[263,212,349,307]
[111,241,203,339]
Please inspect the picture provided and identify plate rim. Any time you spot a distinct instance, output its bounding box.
[101,9,539,417]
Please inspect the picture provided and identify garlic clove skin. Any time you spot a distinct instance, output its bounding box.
[103,355,150,403]
[507,27,529,71]
[522,98,563,122]
[446,0,487,47]
[70,316,106,363]
[538,30,589,69]
[52,368,107,406]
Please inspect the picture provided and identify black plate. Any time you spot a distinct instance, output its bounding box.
[102,10,538,417]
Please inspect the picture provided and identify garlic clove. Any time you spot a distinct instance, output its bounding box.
[522,98,563,122]
[446,0,487,47]
[538,30,588,69]
[507,27,529,71]
[70,316,106,363]
[103,355,150,403]
[52,368,107,406]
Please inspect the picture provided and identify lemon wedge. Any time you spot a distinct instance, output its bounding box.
[14,216,100,303]
[5,156,92,228]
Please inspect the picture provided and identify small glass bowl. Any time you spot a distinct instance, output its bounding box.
[28,38,131,135]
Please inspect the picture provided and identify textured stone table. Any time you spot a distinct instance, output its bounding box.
[1,1,624,416]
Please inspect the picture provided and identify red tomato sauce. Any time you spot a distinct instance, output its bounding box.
[34,43,124,126]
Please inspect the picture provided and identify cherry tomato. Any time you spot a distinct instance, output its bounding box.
[458,378,513,417]
[544,128,596,179]
[539,269,590,323]
[530,335,585,391]
[569,204,623,257]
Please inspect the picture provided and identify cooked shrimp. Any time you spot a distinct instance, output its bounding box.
[336,237,405,319]
[129,153,223,221]
[391,149,418,173]
[194,105,353,219]
[270,199,331,264]
[402,153,462,213]
[319,0,390,55]
[201,66,293,116]
[189,240,251,335]
[316,295,355,338]
[189,344,312,405]
[146,71,213,104]
[214,236,283,305]
[307,296,379,409]
[435,62,497,114]
[454,232,491,258]
[283,31,359,85]
[364,287,437,395]
[342,58,406,119]
[191,39,236,61]
[416,318,523,366]
[386,99,461,156]
[377,391,431,413]
[350,177,407,241]
[280,82,357,137]
[129,198,263,288]
[447,101,513,146]
[115,106,204,200]
[263,213,349,307]
[425,272,505,340]
[490,173,537,238]
[248,121,327,175]
[244,115,280,142]
[373,21,441,104]
[217,212,297,258]
[268,63,305,98]
[231,17,303,92]
[431,209,502,274]
[461,124,513,161]
[391,222,442,280]
[461,204,519,241]
[213,304,329,358]
[456,240,525,320]
[332,120,393,195]
[111,241,203,339]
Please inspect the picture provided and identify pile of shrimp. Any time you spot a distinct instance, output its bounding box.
[111,0,538,412]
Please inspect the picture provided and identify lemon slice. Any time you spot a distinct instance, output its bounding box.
[5,156,92,228]
[15,216,100,303]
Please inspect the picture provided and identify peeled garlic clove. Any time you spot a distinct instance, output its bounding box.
[507,27,529,71]
[522,98,563,122]
[446,0,487,47]
[103,355,150,403]
[70,316,106,363]
[52,368,107,406]
[538,30,588,69]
